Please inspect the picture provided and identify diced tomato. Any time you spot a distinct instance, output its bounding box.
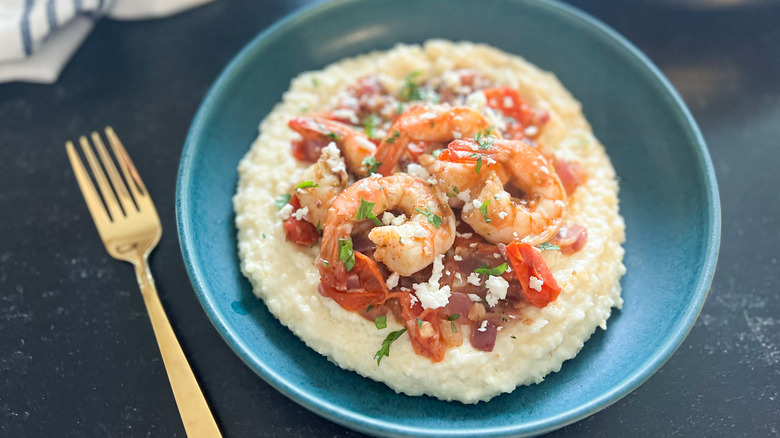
[398,294,446,362]
[319,252,389,311]
[290,137,328,162]
[505,242,561,307]
[484,87,548,140]
[282,195,319,246]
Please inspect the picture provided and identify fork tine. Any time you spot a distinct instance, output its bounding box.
[92,131,136,214]
[104,127,153,210]
[79,135,124,221]
[66,141,111,231]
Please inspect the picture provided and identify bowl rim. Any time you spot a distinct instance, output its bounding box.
[176,0,721,436]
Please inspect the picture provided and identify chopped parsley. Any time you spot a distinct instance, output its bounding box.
[447,314,460,321]
[274,194,291,209]
[475,263,508,276]
[478,199,491,223]
[356,198,383,226]
[295,181,319,189]
[475,130,494,149]
[362,156,381,174]
[399,70,423,102]
[396,101,404,115]
[450,321,458,333]
[415,206,442,228]
[446,185,460,198]
[375,328,407,365]
[322,260,329,267]
[511,335,517,339]
[385,130,401,144]
[326,131,339,141]
[537,242,561,251]
[311,78,319,87]
[475,155,483,174]
[432,148,444,158]
[374,315,387,330]
[366,304,374,312]
[338,237,355,271]
[363,114,379,139]
[417,317,423,329]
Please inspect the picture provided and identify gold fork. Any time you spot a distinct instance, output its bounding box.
[66,127,222,438]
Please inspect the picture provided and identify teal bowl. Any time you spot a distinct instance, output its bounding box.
[176,0,720,436]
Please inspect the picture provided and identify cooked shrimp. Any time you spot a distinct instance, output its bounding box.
[440,138,566,245]
[293,142,349,227]
[373,104,491,176]
[288,116,377,176]
[318,174,456,290]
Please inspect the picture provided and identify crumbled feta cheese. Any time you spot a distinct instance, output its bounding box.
[451,130,462,139]
[493,253,501,259]
[558,226,568,238]
[406,163,431,181]
[477,320,488,332]
[409,293,418,307]
[498,211,508,220]
[291,206,309,221]
[484,275,509,307]
[412,225,428,238]
[445,270,451,276]
[472,199,482,209]
[453,254,463,261]
[524,125,539,136]
[381,212,395,225]
[321,142,346,174]
[455,272,463,281]
[412,254,451,309]
[503,96,514,108]
[469,242,478,248]
[456,188,471,204]
[386,272,400,289]
[468,293,482,302]
[391,214,407,226]
[331,108,359,124]
[357,181,369,192]
[529,275,544,292]
[555,200,566,208]
[467,272,481,286]
[277,204,293,220]
[420,111,437,120]
[455,231,472,239]
[540,165,549,175]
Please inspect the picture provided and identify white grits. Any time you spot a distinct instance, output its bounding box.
[233,40,626,403]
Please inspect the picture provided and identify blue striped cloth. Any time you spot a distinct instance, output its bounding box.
[0,0,110,62]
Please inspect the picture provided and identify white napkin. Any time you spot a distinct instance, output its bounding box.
[0,0,215,84]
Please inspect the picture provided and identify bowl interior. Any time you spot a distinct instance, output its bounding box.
[177,0,719,436]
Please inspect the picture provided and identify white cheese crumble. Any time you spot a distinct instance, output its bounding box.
[529,275,544,292]
[411,254,451,309]
[466,272,481,286]
[455,231,472,239]
[540,165,549,175]
[277,203,294,220]
[503,96,514,108]
[451,130,462,139]
[357,181,369,192]
[468,293,482,302]
[406,163,431,180]
[381,212,395,225]
[453,254,463,261]
[291,206,309,221]
[456,188,471,204]
[498,211,508,220]
[409,293,418,307]
[524,125,539,136]
[386,272,400,289]
[484,275,509,307]
[355,136,377,152]
[472,199,482,209]
[477,320,488,332]
[555,200,566,208]
[331,108,359,124]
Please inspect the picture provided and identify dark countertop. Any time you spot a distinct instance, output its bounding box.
[1,0,778,436]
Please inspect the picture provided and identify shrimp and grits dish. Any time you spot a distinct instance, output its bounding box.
[234,40,626,403]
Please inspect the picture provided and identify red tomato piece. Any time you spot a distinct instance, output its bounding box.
[505,241,561,307]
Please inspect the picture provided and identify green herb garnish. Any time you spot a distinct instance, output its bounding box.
[295,181,319,189]
[362,156,381,174]
[366,304,374,312]
[537,242,561,251]
[447,314,460,321]
[375,315,387,330]
[385,130,401,144]
[432,148,443,158]
[417,317,423,329]
[475,130,494,149]
[338,237,355,271]
[363,114,379,139]
[415,206,442,228]
[475,263,508,276]
[399,70,423,101]
[274,194,291,209]
[478,199,491,223]
[475,155,483,174]
[375,328,407,365]
[311,78,319,87]
[511,335,517,339]
[450,321,458,333]
[356,198,383,226]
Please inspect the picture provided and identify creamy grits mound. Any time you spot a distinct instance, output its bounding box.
[233,40,626,403]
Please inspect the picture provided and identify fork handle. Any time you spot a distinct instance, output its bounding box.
[134,258,222,438]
